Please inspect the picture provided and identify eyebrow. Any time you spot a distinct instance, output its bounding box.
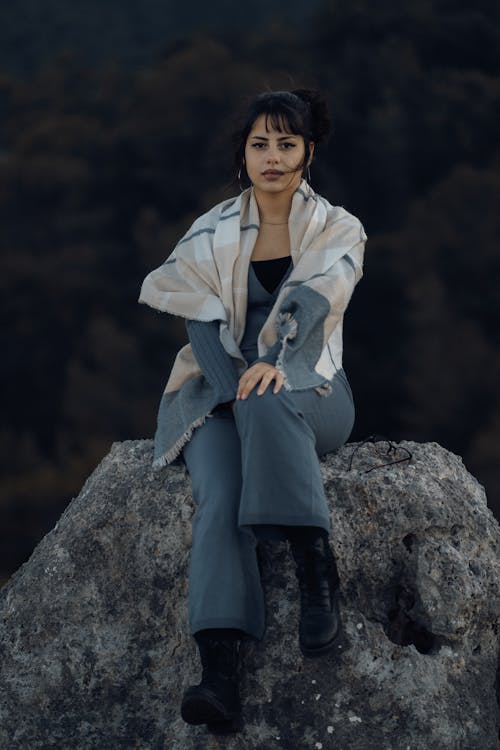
[250,134,297,141]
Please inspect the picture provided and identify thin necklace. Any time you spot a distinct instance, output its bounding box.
[260,220,288,226]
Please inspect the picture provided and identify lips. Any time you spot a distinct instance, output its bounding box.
[262,169,284,176]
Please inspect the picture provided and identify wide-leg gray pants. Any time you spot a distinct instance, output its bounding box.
[182,373,355,640]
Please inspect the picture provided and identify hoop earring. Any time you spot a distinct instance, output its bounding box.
[238,163,250,192]
[307,166,312,184]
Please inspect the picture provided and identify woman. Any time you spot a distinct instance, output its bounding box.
[139,89,367,734]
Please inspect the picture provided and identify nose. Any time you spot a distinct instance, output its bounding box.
[266,145,280,163]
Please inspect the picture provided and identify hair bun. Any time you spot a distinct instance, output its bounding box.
[291,89,331,143]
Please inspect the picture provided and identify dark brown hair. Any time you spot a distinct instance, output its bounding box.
[232,89,331,178]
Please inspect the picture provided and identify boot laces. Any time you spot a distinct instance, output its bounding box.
[294,540,338,611]
[297,559,333,610]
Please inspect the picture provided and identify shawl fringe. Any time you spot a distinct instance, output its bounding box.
[314,382,333,397]
[275,312,298,391]
[152,412,210,468]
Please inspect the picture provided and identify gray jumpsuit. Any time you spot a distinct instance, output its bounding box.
[182,260,355,639]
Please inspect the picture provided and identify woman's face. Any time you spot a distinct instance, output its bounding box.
[244,114,313,195]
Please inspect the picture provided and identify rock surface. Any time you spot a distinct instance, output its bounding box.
[0,439,499,750]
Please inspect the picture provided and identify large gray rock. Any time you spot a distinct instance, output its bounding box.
[0,439,499,750]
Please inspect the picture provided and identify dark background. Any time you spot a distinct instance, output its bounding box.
[1,0,499,587]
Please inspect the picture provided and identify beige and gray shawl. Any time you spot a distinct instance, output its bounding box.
[139,180,367,466]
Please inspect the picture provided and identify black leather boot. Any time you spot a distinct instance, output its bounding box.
[180,629,243,734]
[288,528,342,657]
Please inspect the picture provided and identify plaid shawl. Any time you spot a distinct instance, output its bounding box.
[139,180,367,467]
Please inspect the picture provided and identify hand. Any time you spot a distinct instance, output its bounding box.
[236,362,284,401]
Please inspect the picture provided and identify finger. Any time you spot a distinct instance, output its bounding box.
[237,365,277,399]
[237,375,257,400]
[272,372,285,393]
[238,370,270,399]
[237,367,264,388]
[239,376,261,399]
[256,371,277,395]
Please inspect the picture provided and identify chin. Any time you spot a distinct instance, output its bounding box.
[254,179,298,193]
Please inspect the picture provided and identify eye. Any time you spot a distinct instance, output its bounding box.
[251,142,266,149]
[280,142,296,149]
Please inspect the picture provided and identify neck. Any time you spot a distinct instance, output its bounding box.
[253,182,299,224]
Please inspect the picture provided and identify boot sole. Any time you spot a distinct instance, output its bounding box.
[300,631,340,657]
[299,589,342,657]
[207,717,244,735]
[181,687,243,733]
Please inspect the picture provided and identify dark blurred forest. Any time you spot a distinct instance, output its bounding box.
[1,0,499,586]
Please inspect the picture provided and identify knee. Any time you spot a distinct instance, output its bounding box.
[234,387,284,421]
[193,495,239,530]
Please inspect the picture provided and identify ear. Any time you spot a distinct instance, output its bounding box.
[307,142,315,165]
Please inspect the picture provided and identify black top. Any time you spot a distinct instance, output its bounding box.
[251,256,292,294]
